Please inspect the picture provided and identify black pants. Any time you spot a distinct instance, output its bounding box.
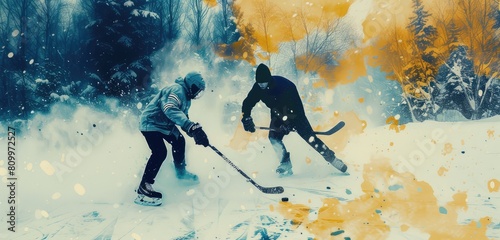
[141,131,185,184]
[269,115,334,163]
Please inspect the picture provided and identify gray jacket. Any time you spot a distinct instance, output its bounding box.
[139,77,195,137]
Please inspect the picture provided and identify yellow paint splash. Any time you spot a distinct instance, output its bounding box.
[74,183,86,196]
[487,130,495,139]
[35,209,50,219]
[228,0,500,94]
[202,0,216,7]
[449,192,468,211]
[329,1,351,17]
[361,0,413,43]
[131,233,142,240]
[40,160,55,176]
[311,79,326,89]
[386,116,406,133]
[442,143,453,155]
[275,157,491,239]
[438,166,448,176]
[235,0,354,54]
[276,201,311,227]
[52,192,61,200]
[312,106,323,112]
[303,48,370,87]
[316,111,366,152]
[228,113,365,154]
[227,0,357,84]
[228,123,266,151]
[329,48,368,87]
[488,179,500,192]
[401,224,410,232]
[365,0,500,93]
[215,5,257,64]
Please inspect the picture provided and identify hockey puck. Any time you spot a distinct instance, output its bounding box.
[281,197,289,202]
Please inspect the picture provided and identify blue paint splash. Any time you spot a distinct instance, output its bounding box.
[439,206,448,214]
[388,184,404,191]
[331,230,345,236]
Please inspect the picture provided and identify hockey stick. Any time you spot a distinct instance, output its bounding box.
[208,145,284,194]
[257,121,345,135]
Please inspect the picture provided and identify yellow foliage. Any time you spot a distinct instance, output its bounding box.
[202,0,217,7]
[386,116,406,133]
[257,52,271,61]
[233,0,354,66]
[227,0,500,95]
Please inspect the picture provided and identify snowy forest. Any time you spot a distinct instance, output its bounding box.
[1,0,499,124]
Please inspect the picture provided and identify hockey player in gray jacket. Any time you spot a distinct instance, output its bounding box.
[135,71,209,206]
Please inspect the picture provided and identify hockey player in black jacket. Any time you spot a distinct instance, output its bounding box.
[241,63,347,176]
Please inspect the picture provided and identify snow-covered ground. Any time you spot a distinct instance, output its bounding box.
[0,100,499,239]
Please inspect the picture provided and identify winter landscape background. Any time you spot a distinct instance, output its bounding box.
[0,0,499,239]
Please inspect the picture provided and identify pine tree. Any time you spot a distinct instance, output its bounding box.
[215,4,257,65]
[404,0,439,121]
[493,7,500,29]
[408,0,437,54]
[485,81,500,117]
[447,20,461,53]
[437,44,500,120]
[213,0,239,46]
[436,46,477,119]
[85,0,162,99]
[486,7,500,118]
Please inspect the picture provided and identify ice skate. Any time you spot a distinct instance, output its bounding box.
[323,151,348,173]
[134,182,162,206]
[326,155,347,173]
[330,156,347,173]
[276,152,293,177]
[176,167,200,184]
[276,161,293,177]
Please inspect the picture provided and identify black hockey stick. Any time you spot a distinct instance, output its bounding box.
[257,121,345,135]
[209,145,284,194]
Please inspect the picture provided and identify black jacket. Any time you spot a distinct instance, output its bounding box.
[242,76,306,123]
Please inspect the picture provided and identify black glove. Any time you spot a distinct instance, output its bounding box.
[187,123,209,147]
[241,116,255,132]
[278,124,293,135]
